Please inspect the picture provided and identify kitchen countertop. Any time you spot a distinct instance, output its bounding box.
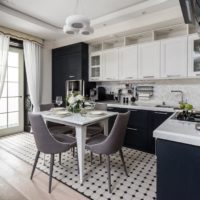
[97,100,175,112]
[153,113,200,147]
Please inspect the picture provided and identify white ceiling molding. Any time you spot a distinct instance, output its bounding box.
[0,4,61,31]
[52,6,183,48]
[91,0,169,27]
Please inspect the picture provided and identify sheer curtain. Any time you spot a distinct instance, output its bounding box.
[0,34,10,98]
[23,40,42,112]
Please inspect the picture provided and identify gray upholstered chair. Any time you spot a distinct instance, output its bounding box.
[40,103,75,135]
[87,103,107,138]
[29,113,76,193]
[86,111,130,193]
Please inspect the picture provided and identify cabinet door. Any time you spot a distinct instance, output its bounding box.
[161,36,188,78]
[148,111,173,153]
[63,53,82,80]
[89,52,102,81]
[188,34,200,77]
[138,41,160,79]
[119,45,138,80]
[102,49,119,81]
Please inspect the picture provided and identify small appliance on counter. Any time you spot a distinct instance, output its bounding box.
[97,87,106,101]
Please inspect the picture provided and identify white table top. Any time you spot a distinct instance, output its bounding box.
[39,111,117,126]
[153,113,200,147]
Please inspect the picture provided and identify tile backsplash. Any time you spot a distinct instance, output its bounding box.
[96,79,200,109]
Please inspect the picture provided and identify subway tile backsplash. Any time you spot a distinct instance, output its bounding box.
[96,79,200,109]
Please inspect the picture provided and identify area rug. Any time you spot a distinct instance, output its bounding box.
[0,133,156,200]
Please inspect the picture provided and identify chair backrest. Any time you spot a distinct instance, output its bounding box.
[28,113,64,154]
[93,111,130,155]
[40,103,55,111]
[94,103,107,111]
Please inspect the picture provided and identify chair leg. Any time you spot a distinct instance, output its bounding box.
[49,154,54,193]
[106,155,111,193]
[99,154,102,164]
[90,152,93,164]
[72,147,75,157]
[119,149,128,177]
[59,153,61,165]
[30,151,40,180]
[43,153,46,166]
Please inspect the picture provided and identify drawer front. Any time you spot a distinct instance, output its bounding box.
[128,110,148,130]
[124,128,148,151]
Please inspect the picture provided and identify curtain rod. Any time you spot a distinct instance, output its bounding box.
[0,30,44,47]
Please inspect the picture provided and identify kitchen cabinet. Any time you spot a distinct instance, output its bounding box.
[125,109,149,151]
[118,45,138,80]
[148,111,172,153]
[161,36,188,78]
[188,34,200,77]
[89,51,103,81]
[107,106,173,153]
[156,139,200,200]
[138,41,160,79]
[102,49,119,81]
[52,43,90,102]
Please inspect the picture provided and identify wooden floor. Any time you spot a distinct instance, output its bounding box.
[0,148,88,200]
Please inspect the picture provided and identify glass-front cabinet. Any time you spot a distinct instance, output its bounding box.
[188,34,200,77]
[89,52,102,81]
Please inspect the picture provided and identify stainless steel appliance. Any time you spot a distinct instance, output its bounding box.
[66,80,85,96]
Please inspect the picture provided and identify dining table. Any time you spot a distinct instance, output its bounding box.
[39,110,117,184]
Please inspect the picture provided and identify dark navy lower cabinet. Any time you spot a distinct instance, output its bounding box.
[156,139,200,200]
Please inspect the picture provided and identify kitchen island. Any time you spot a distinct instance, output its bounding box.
[153,114,200,200]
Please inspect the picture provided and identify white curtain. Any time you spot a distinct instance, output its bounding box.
[23,40,42,112]
[0,34,10,98]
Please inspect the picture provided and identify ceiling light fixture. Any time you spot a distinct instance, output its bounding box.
[63,0,94,35]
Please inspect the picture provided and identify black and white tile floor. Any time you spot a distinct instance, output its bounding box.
[0,133,156,200]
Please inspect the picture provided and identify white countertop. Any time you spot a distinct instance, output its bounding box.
[98,101,175,112]
[40,111,117,126]
[153,113,200,147]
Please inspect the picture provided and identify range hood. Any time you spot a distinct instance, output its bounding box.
[179,0,200,34]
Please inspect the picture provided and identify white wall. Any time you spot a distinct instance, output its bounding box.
[41,41,52,104]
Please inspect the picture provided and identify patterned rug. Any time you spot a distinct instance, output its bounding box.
[0,133,156,200]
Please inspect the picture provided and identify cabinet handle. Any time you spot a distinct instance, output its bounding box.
[154,112,168,115]
[69,75,75,78]
[143,76,154,78]
[196,74,200,76]
[106,78,112,80]
[167,75,180,77]
[127,127,138,131]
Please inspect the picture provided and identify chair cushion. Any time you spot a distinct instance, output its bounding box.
[49,126,74,135]
[54,134,76,147]
[87,125,104,138]
[86,134,107,150]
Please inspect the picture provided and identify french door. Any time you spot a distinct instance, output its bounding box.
[0,47,24,136]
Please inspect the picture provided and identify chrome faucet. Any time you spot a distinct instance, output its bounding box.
[171,90,184,104]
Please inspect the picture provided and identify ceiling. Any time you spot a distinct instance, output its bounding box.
[0,0,181,42]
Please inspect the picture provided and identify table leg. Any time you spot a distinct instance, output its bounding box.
[75,126,86,184]
[103,119,109,136]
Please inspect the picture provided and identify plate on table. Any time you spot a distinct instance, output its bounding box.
[88,111,106,117]
[50,107,66,112]
[55,111,71,117]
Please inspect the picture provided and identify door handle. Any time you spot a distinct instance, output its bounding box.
[69,75,75,78]
[127,127,138,131]
[154,112,168,115]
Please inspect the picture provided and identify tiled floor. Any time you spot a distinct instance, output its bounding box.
[0,133,156,200]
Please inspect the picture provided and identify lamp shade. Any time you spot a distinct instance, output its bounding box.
[65,15,90,29]
[63,24,77,34]
[80,26,94,35]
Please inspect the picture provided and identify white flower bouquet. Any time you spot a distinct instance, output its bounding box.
[66,93,84,113]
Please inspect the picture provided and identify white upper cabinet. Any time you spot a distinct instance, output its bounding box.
[118,45,138,80]
[102,49,119,81]
[89,51,102,81]
[161,36,188,78]
[138,41,160,79]
[188,34,200,77]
